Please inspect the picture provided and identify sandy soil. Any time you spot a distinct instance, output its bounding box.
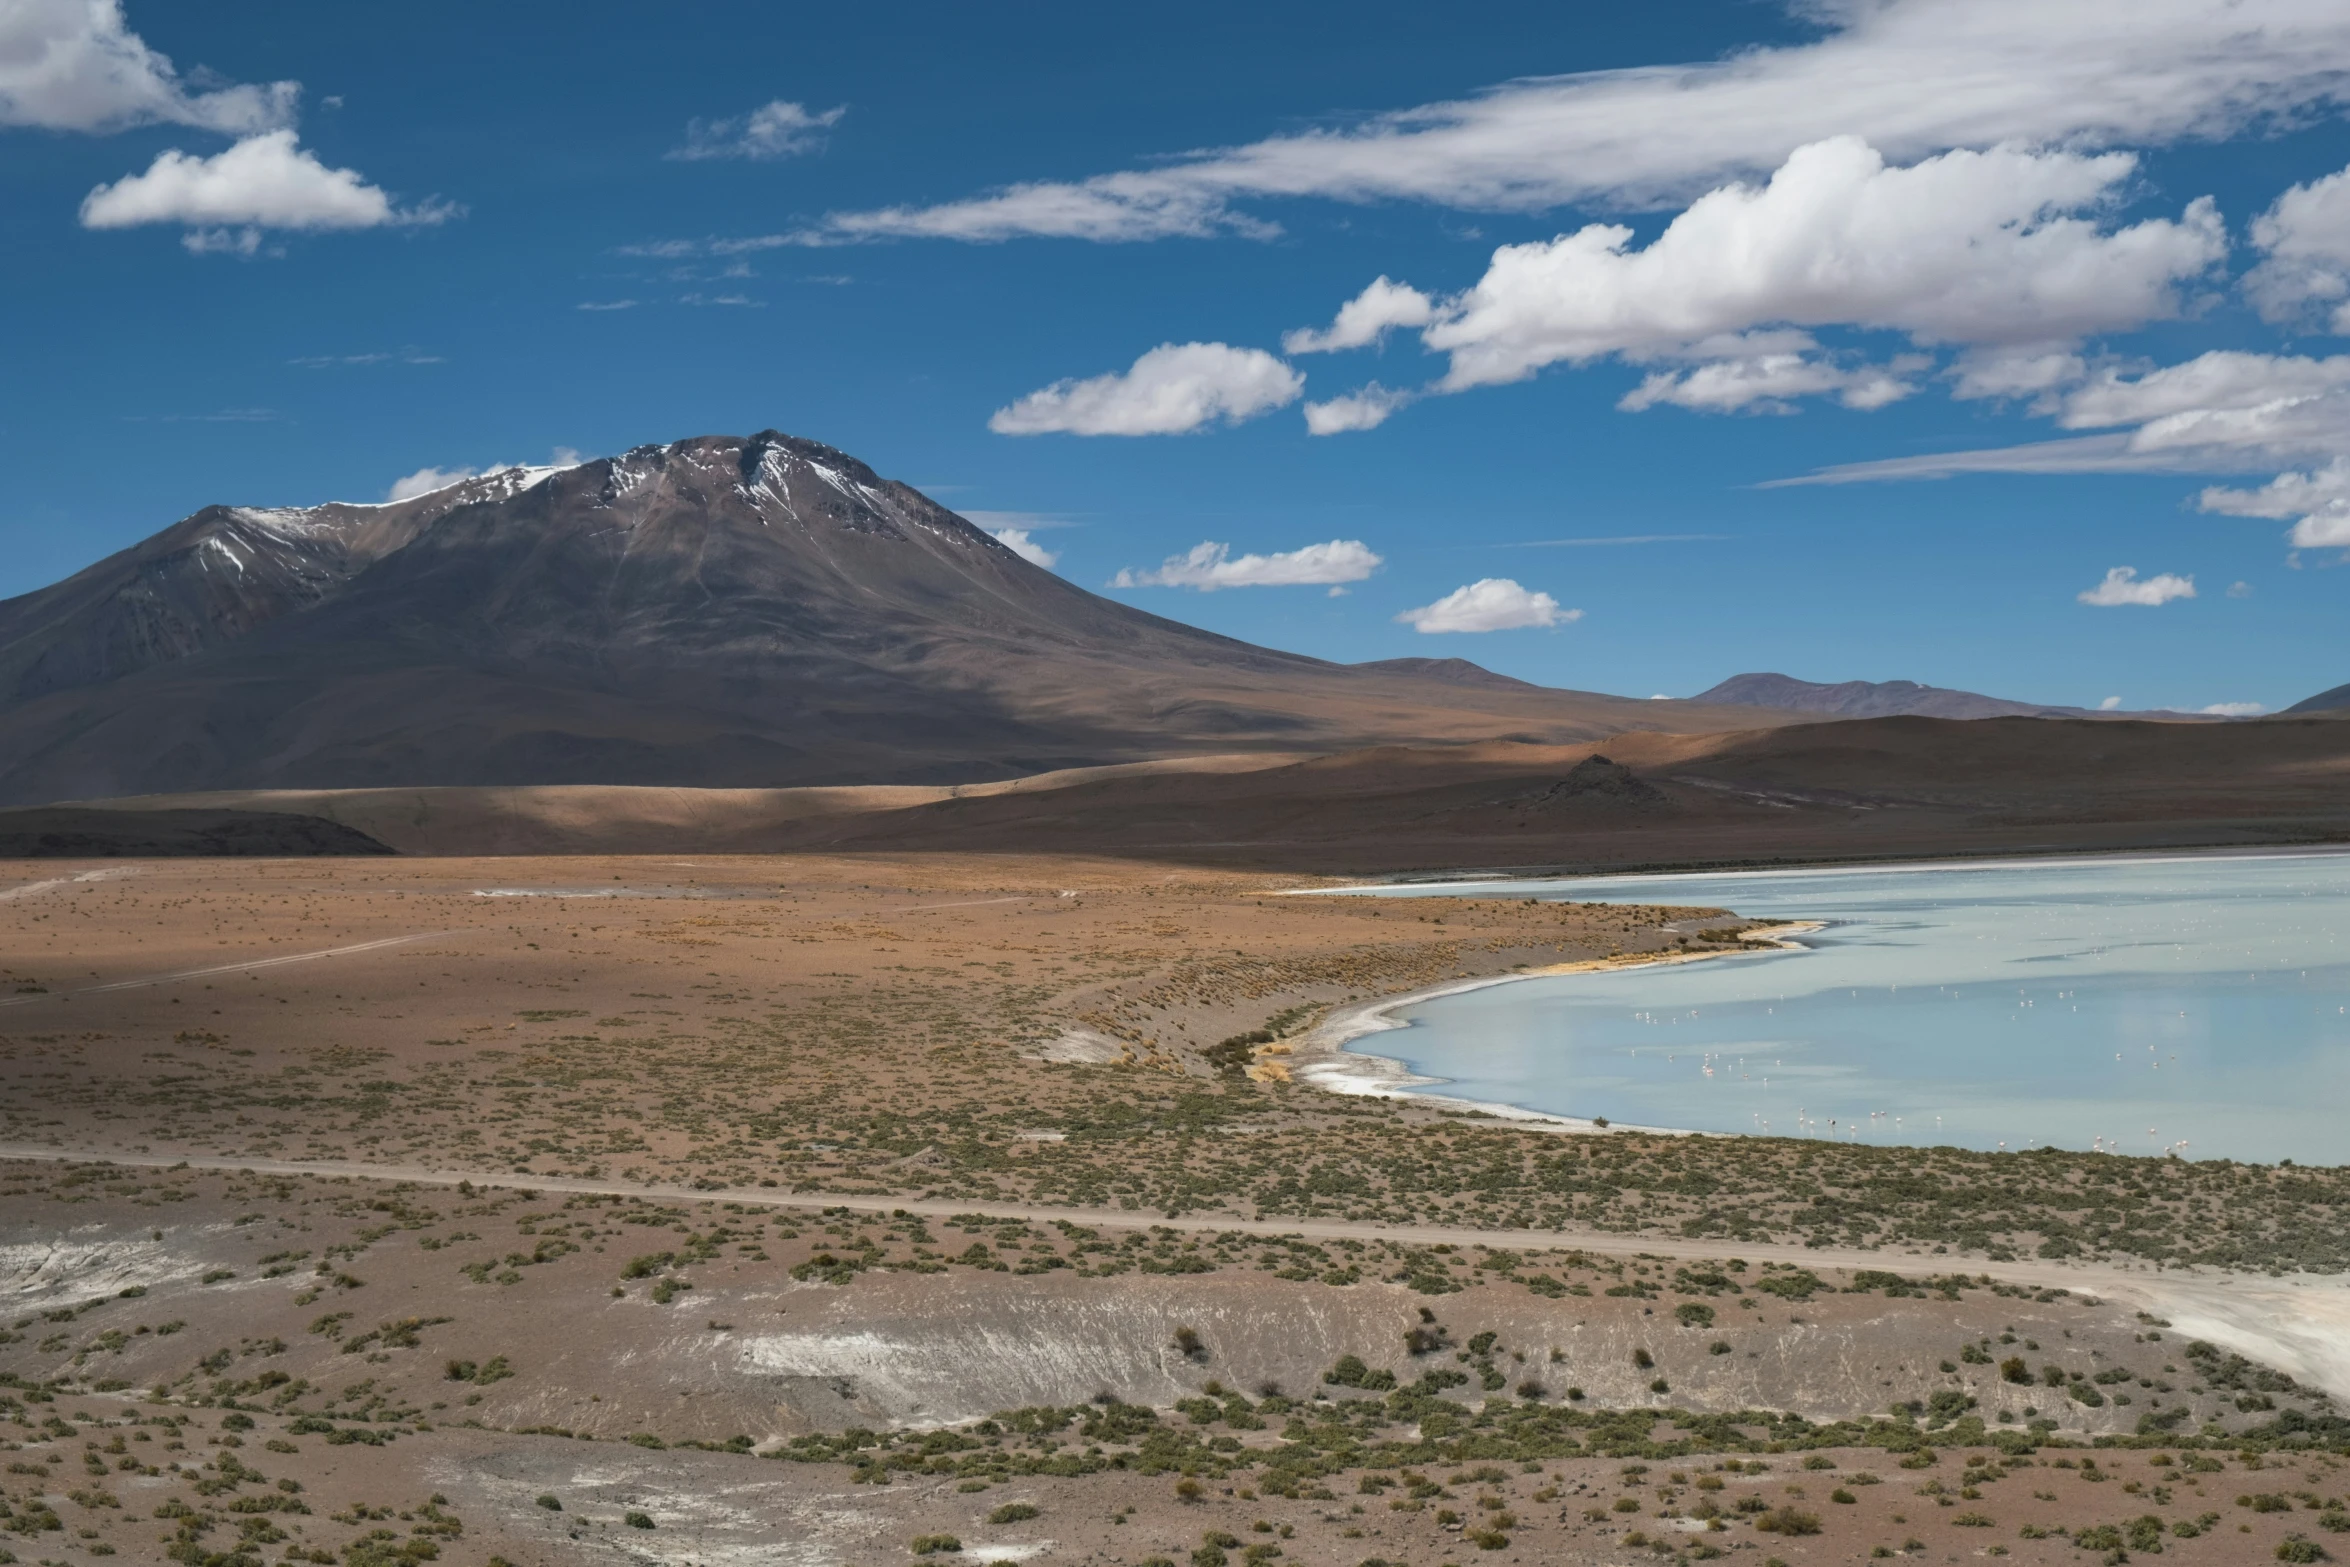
[4,1166,2341,1567]
[4,849,2348,1567]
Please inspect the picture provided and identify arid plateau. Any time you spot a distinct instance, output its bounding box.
[5,849,2350,1567]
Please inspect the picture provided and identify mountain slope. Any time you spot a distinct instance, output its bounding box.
[0,431,1789,804]
[0,467,554,708]
[2284,681,2350,715]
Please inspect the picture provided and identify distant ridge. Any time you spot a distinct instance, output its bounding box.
[2283,681,2350,715]
[1349,657,1541,692]
[1694,671,2149,722]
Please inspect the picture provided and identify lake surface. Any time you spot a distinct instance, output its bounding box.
[1327,852,2350,1165]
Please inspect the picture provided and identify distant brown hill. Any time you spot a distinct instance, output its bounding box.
[714,711,2350,872]
[42,711,2350,870]
[0,431,1789,807]
[1691,671,2203,722]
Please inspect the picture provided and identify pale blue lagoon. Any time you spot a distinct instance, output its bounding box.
[1329,852,2350,1165]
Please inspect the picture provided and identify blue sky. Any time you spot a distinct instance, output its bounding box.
[4,0,2349,714]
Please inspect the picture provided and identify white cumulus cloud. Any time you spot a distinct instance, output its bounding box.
[384,449,585,502]
[1416,139,2223,393]
[0,0,297,134]
[2198,457,2350,518]
[669,100,844,161]
[1303,383,1414,434]
[985,527,1058,569]
[78,129,457,250]
[989,342,1302,436]
[2198,701,2267,716]
[1397,578,1578,633]
[2286,502,2350,548]
[797,0,2350,243]
[1111,539,1382,591]
[2199,455,2350,543]
[2078,567,2196,607]
[2098,695,2124,710]
[1618,352,1923,414]
[1283,277,1436,354]
[2245,161,2350,331]
[385,465,482,502]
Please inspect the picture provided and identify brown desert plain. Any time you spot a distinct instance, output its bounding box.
[5,761,2350,1567]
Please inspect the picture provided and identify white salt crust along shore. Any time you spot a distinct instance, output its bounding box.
[1283,920,1825,1133]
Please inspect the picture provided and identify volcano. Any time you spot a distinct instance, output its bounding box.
[0,430,1789,806]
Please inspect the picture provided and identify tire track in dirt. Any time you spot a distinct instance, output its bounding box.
[0,928,466,1009]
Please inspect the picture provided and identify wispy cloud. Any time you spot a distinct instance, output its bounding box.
[124,407,279,423]
[1769,348,2350,554]
[288,348,442,368]
[792,0,2350,244]
[960,510,1079,532]
[1112,539,1382,590]
[383,447,588,502]
[576,299,638,312]
[668,100,844,162]
[1495,534,1730,547]
[1766,435,2184,486]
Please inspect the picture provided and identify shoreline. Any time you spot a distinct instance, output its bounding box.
[1283,921,1824,1135]
[1306,838,2350,894]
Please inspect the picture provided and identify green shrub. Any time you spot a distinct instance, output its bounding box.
[624,1511,654,1529]
[1754,1272,1822,1301]
[910,1534,960,1555]
[1754,1507,1821,1536]
[987,1502,1039,1524]
[1323,1355,1396,1391]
